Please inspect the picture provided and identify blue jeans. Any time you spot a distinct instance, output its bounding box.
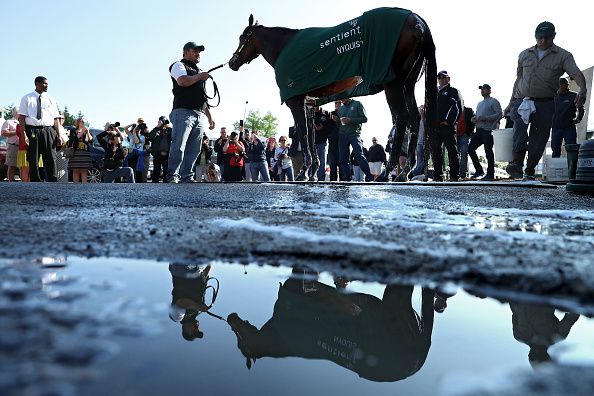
[456,134,470,178]
[316,142,327,181]
[339,133,371,181]
[352,165,364,181]
[103,167,135,183]
[167,108,204,181]
[250,161,271,181]
[551,126,577,158]
[280,166,294,181]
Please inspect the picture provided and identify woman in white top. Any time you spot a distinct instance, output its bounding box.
[274,135,293,181]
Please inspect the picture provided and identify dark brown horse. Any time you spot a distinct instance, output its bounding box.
[229,10,437,181]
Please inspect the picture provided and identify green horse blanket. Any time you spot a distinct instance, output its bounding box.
[275,7,412,104]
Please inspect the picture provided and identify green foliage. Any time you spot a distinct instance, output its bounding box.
[1,104,16,119]
[232,109,279,138]
[61,106,84,126]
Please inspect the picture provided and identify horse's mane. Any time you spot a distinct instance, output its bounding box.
[265,26,300,34]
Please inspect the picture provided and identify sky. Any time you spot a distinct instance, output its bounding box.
[2,0,593,145]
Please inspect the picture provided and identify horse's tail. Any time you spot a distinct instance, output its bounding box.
[420,18,437,141]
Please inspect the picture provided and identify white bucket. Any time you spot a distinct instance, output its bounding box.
[545,157,569,182]
[492,128,514,162]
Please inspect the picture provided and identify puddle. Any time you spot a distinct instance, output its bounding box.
[1,257,594,396]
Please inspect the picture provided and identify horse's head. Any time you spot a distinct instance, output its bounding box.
[229,14,260,71]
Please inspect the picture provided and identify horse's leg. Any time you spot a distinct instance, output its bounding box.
[306,107,319,181]
[285,96,311,181]
[403,75,421,179]
[376,81,408,182]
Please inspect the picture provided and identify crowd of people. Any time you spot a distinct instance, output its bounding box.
[1,21,587,184]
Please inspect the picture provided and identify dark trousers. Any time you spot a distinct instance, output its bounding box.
[510,98,554,170]
[327,140,339,181]
[431,124,459,179]
[468,128,495,176]
[152,153,169,182]
[25,126,58,182]
[551,126,577,158]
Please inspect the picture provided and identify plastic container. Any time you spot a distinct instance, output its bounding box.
[492,128,514,162]
[544,157,569,182]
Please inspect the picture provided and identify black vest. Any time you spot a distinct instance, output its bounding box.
[169,59,206,111]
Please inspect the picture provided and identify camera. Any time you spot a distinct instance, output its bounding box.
[162,119,170,125]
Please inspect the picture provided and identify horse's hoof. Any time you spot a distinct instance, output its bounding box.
[308,175,317,182]
[394,171,409,183]
[296,171,308,181]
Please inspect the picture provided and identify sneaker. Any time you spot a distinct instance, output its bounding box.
[471,170,485,179]
[450,176,459,182]
[480,174,495,181]
[523,175,536,181]
[433,176,444,182]
[166,176,180,184]
[365,175,374,182]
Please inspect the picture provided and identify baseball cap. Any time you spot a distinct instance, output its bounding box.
[559,77,569,85]
[183,42,205,52]
[437,70,449,78]
[478,84,492,90]
[535,21,555,38]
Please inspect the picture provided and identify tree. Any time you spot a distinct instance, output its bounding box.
[1,104,16,119]
[61,106,84,126]
[232,109,278,138]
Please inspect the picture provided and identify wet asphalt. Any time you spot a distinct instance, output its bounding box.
[1,181,594,310]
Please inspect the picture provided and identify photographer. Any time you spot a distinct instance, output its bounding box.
[274,135,294,181]
[247,130,270,182]
[148,116,173,183]
[124,118,149,182]
[193,134,212,182]
[213,127,228,181]
[222,131,245,182]
[239,128,251,181]
[97,129,135,183]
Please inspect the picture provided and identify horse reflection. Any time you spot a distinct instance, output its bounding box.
[229,8,437,181]
[227,269,435,382]
[510,302,579,366]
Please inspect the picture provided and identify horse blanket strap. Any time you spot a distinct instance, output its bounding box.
[275,7,411,104]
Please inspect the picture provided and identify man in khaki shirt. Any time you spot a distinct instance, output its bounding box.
[504,21,587,179]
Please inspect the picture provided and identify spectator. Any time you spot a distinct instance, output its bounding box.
[223,131,245,182]
[1,108,19,181]
[214,127,228,181]
[367,137,386,180]
[456,106,476,179]
[15,123,32,182]
[240,129,252,181]
[265,137,279,181]
[148,116,172,183]
[350,140,369,182]
[551,78,584,158]
[97,130,135,183]
[194,134,212,181]
[167,41,216,183]
[288,125,304,176]
[337,98,373,182]
[67,117,93,183]
[275,135,294,181]
[328,102,341,181]
[469,84,503,181]
[205,162,221,182]
[504,21,587,179]
[433,70,463,181]
[18,76,61,182]
[313,106,330,181]
[247,131,270,182]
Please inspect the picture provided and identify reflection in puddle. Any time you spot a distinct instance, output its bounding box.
[1,257,593,396]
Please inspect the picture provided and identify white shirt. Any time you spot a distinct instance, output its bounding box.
[1,119,19,145]
[18,91,60,127]
[170,61,188,80]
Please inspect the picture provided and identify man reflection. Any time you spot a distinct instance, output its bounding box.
[510,302,579,365]
[169,263,212,341]
[227,268,435,382]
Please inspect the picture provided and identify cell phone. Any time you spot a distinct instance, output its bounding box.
[239,119,244,127]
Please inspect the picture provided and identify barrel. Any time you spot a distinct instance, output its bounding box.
[566,139,594,193]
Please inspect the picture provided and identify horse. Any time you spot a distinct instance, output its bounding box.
[229,8,437,182]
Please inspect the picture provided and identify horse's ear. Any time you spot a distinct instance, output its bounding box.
[249,14,254,26]
[255,20,259,26]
